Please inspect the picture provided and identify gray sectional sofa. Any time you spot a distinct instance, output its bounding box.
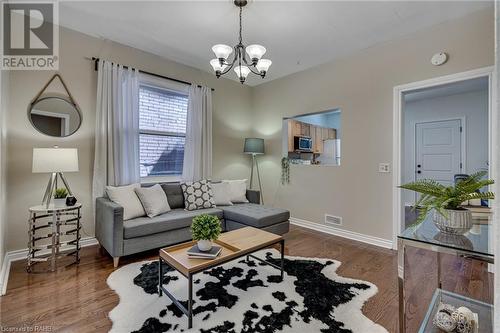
[95,182,290,267]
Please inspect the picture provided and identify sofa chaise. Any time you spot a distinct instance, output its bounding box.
[95,182,290,267]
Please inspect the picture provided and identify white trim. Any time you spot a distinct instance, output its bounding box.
[0,237,98,296]
[290,217,393,249]
[392,66,495,250]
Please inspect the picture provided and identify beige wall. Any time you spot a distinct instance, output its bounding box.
[251,9,494,241]
[5,27,253,251]
[3,8,495,252]
[0,70,9,270]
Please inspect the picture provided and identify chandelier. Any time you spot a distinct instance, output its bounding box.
[210,0,272,84]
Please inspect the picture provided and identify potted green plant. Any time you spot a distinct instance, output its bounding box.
[191,214,222,251]
[400,171,494,234]
[53,188,68,207]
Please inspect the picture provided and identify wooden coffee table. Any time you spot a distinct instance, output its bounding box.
[158,227,285,328]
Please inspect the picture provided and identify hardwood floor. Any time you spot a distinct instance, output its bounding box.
[0,225,492,332]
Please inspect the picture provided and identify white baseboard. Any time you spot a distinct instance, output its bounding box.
[290,217,393,249]
[0,237,98,296]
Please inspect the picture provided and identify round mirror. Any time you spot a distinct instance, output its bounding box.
[29,96,82,137]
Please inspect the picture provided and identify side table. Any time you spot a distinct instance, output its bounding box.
[398,215,493,332]
[27,203,82,272]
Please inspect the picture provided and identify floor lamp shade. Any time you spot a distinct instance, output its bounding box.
[244,138,264,204]
[244,138,265,155]
[32,148,79,173]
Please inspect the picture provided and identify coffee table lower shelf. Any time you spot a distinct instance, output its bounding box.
[158,236,285,329]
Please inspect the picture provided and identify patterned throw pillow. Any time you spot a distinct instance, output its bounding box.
[181,179,216,211]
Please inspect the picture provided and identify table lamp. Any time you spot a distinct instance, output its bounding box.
[243,138,265,204]
[32,146,79,207]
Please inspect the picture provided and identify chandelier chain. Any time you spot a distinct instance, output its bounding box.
[239,5,243,45]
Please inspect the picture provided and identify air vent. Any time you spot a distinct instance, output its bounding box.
[325,214,342,226]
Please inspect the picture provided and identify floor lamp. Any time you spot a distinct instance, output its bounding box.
[244,138,265,204]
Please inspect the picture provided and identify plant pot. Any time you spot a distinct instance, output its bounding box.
[53,198,67,207]
[197,240,213,252]
[433,209,472,235]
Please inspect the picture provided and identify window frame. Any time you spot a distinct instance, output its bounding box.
[138,73,189,183]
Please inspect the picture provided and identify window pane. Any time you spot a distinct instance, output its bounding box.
[140,134,185,177]
[139,85,188,134]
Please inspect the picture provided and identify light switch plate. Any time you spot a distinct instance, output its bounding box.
[379,163,391,173]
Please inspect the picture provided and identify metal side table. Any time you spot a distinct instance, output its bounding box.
[398,216,493,332]
[27,203,82,272]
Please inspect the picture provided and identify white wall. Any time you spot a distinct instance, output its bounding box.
[251,9,494,242]
[402,89,489,204]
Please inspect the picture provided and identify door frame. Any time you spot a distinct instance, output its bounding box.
[392,66,495,249]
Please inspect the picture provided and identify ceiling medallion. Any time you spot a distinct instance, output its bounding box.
[210,0,272,84]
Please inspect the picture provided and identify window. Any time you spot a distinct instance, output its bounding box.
[139,83,188,179]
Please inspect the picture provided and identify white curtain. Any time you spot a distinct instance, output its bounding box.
[182,85,213,181]
[92,60,140,201]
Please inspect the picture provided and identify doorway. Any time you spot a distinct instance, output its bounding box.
[392,67,493,246]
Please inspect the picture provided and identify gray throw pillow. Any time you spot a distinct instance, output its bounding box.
[135,184,171,218]
[181,179,216,211]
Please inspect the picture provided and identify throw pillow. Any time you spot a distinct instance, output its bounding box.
[181,179,216,211]
[135,184,171,218]
[106,183,146,220]
[222,179,249,203]
[211,182,233,206]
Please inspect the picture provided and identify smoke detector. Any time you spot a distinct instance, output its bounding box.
[431,52,448,66]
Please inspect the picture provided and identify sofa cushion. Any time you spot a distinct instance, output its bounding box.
[181,179,216,211]
[123,208,223,239]
[106,183,146,221]
[135,184,171,217]
[220,203,290,228]
[160,183,185,209]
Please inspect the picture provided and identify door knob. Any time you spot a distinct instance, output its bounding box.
[417,170,421,174]
[417,164,421,168]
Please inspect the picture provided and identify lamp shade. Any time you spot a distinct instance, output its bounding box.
[244,138,265,155]
[32,148,79,173]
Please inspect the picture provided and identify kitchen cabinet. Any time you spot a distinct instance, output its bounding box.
[286,119,336,153]
[300,123,310,137]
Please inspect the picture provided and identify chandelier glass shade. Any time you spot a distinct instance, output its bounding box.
[210,0,271,84]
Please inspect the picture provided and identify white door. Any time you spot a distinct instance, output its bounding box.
[415,119,462,186]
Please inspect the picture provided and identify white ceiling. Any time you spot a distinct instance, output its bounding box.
[59,1,493,86]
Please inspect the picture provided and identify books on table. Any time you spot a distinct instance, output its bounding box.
[187,245,222,259]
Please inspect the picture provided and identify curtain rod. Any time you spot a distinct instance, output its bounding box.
[88,57,214,92]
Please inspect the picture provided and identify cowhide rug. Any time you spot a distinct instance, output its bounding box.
[107,249,388,333]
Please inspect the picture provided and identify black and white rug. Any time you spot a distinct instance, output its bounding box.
[107,250,388,333]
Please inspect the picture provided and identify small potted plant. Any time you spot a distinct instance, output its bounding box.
[191,214,222,252]
[53,188,68,207]
[400,171,494,234]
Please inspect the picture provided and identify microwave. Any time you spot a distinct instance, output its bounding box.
[294,136,313,151]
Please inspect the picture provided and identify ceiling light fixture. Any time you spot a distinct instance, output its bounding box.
[210,0,271,84]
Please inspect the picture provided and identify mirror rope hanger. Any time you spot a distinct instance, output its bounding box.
[31,73,77,107]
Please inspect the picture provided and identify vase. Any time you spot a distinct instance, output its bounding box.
[53,198,67,207]
[433,209,472,235]
[197,239,213,252]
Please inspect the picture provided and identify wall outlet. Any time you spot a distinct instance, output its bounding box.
[378,163,391,173]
